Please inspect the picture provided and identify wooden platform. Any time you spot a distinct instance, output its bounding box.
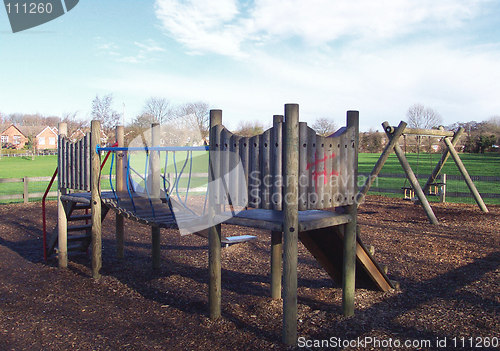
[62,192,257,244]
[61,192,391,290]
[222,208,352,232]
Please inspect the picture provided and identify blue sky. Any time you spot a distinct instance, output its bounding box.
[1,0,499,131]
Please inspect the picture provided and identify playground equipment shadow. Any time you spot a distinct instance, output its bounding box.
[0,196,498,350]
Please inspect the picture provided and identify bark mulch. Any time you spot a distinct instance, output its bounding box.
[0,195,498,350]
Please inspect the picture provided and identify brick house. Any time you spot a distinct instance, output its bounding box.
[1,125,60,150]
[35,126,58,150]
[1,125,28,149]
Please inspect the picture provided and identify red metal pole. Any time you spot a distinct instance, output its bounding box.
[42,167,58,261]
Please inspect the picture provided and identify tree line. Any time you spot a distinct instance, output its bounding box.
[1,99,498,153]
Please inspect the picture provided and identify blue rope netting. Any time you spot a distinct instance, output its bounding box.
[102,146,209,219]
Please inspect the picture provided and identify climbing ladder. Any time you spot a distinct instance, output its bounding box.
[46,194,109,258]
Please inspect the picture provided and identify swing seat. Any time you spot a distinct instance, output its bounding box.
[401,186,417,201]
[427,182,445,195]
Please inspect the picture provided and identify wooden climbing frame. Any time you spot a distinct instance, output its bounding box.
[52,104,395,346]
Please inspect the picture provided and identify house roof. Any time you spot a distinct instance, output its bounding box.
[1,124,27,137]
[35,126,58,138]
[19,126,46,137]
[1,124,59,138]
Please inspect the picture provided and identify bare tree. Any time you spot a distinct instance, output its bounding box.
[176,102,210,140]
[312,117,337,136]
[91,94,121,134]
[235,121,265,137]
[142,97,172,124]
[487,115,500,128]
[406,104,442,129]
[131,113,155,130]
[62,111,86,137]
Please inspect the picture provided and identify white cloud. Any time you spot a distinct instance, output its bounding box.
[134,39,166,53]
[93,0,500,131]
[154,0,489,56]
[93,38,500,131]
[95,38,166,64]
[155,0,249,57]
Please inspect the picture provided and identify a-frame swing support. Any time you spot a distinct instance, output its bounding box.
[359,121,488,224]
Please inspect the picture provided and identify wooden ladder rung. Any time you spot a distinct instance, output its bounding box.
[67,234,91,242]
[67,224,92,232]
[68,214,92,221]
[74,204,91,210]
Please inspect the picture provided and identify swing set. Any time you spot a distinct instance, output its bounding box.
[401,135,445,201]
[359,121,488,224]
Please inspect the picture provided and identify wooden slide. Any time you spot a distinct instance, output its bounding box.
[299,227,395,291]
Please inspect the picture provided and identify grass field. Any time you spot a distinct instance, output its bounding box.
[1,152,499,204]
[359,152,500,205]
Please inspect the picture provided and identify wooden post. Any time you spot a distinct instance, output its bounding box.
[116,125,125,259]
[442,136,488,212]
[440,174,446,203]
[271,115,283,300]
[271,230,282,299]
[91,120,102,279]
[282,103,299,345]
[423,127,464,194]
[208,110,222,319]
[151,123,161,269]
[342,111,359,317]
[23,176,29,204]
[384,128,439,225]
[358,121,407,201]
[57,122,68,269]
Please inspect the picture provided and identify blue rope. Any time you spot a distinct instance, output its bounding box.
[97,146,209,152]
[125,153,136,212]
[161,151,176,219]
[184,150,193,204]
[109,153,117,201]
[202,155,210,216]
[172,151,197,216]
[174,151,189,203]
[101,147,210,218]
[143,152,156,218]
[162,151,170,201]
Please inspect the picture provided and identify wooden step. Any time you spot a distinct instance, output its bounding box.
[67,234,91,242]
[55,242,87,253]
[221,235,257,246]
[68,214,92,222]
[67,224,92,232]
[74,204,91,210]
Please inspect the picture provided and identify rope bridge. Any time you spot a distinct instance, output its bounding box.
[97,145,210,229]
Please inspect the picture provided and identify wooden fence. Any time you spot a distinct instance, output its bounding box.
[0,176,56,203]
[0,151,57,157]
[1,172,498,204]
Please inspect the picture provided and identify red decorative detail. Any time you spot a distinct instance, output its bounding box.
[306,152,339,187]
